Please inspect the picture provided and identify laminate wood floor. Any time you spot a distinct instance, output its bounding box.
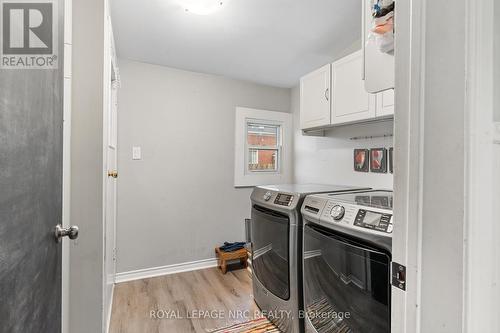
[109,267,259,333]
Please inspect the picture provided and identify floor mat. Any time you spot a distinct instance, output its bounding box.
[207,317,280,333]
[307,297,352,333]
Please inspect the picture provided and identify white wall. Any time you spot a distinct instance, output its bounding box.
[291,85,394,189]
[116,60,291,273]
[418,0,466,331]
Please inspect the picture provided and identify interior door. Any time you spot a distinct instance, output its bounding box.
[0,1,64,332]
[104,76,118,322]
[300,64,331,130]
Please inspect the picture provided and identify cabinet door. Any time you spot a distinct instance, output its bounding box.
[300,64,331,130]
[332,50,376,125]
[376,88,395,117]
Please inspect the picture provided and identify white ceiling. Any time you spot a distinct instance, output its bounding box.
[111,0,361,88]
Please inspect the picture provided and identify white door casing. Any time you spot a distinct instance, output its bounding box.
[391,0,424,332]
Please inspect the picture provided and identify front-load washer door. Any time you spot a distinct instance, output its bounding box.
[303,224,391,333]
[251,205,290,300]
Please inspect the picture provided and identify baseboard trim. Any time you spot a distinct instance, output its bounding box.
[115,258,218,283]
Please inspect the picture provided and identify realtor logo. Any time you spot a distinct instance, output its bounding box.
[1,0,58,69]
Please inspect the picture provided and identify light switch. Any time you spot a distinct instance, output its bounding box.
[132,146,142,160]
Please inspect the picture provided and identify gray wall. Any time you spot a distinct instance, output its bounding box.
[69,0,105,331]
[116,60,290,273]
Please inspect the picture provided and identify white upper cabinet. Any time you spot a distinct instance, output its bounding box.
[299,50,394,131]
[376,88,395,117]
[300,64,331,130]
[332,50,376,125]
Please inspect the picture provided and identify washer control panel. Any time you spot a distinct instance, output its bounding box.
[274,193,294,206]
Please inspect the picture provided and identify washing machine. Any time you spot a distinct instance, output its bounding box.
[301,190,393,333]
[250,184,370,333]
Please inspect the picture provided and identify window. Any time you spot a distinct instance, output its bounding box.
[234,107,292,187]
[247,122,281,173]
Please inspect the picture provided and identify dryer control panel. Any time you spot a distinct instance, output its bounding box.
[302,190,394,237]
[302,190,393,252]
[321,201,393,234]
[354,209,393,233]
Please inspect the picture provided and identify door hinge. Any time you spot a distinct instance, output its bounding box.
[391,262,406,291]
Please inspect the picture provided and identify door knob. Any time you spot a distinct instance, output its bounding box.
[108,170,118,178]
[54,224,79,243]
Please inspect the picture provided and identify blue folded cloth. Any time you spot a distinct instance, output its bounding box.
[219,241,246,252]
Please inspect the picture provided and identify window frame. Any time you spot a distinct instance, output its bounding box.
[245,120,282,174]
[234,107,292,187]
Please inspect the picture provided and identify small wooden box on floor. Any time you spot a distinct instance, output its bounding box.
[215,247,248,274]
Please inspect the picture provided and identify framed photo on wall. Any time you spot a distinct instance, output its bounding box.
[354,149,370,172]
[370,148,387,173]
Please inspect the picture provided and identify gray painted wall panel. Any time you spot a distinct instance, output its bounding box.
[69,0,105,332]
[0,1,64,331]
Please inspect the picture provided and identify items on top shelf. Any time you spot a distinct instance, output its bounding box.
[368,0,395,53]
[363,0,395,93]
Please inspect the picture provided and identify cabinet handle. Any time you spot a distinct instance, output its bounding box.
[325,88,329,101]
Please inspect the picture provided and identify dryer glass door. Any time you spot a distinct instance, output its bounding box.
[303,224,391,333]
[251,205,290,300]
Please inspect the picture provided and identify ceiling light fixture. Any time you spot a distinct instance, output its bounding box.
[178,0,228,15]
